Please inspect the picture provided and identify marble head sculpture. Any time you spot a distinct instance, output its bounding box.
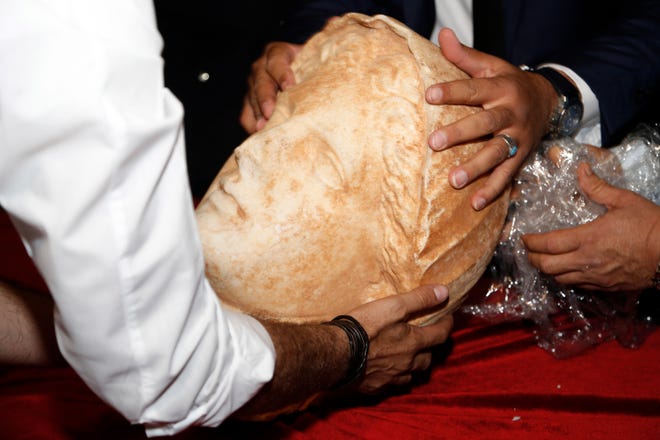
[195,13,509,324]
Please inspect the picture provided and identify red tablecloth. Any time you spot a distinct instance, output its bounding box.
[1,209,658,439]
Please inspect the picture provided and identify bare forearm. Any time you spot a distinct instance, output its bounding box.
[0,280,62,365]
[232,321,347,419]
[233,285,453,419]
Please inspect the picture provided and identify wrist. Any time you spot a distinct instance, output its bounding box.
[520,65,584,138]
[323,315,369,389]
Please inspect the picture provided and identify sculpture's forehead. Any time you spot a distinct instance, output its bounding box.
[292,21,419,93]
[249,21,425,177]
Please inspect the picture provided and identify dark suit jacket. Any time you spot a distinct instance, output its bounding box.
[279,0,660,146]
[156,0,306,196]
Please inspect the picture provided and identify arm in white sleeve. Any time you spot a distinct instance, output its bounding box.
[0,1,274,436]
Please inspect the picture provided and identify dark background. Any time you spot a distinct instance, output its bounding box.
[155,2,660,199]
[155,1,305,198]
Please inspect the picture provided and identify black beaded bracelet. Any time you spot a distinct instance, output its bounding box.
[324,315,370,389]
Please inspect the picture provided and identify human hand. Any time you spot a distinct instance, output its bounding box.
[240,41,302,133]
[523,163,660,291]
[348,285,453,394]
[426,28,556,211]
[236,284,452,419]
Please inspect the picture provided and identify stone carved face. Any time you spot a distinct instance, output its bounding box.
[195,14,508,323]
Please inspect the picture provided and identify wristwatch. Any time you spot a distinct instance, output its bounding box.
[521,65,584,138]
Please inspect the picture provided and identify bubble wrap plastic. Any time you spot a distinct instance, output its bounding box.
[463,123,660,358]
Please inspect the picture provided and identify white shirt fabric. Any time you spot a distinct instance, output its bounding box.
[431,0,602,145]
[0,1,275,436]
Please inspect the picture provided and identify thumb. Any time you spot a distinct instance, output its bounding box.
[382,284,449,323]
[438,28,477,74]
[577,162,620,208]
[350,285,449,335]
[437,28,496,78]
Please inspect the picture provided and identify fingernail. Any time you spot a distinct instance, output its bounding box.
[262,101,275,119]
[472,196,486,211]
[256,118,266,131]
[426,87,443,103]
[429,131,447,150]
[433,285,449,302]
[450,169,468,188]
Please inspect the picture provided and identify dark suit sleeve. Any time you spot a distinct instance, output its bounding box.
[549,1,660,145]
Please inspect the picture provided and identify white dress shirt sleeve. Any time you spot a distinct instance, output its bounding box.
[0,1,275,436]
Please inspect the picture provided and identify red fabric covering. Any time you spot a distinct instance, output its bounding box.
[1,209,659,439]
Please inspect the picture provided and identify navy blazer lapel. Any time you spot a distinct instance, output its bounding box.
[391,0,436,37]
[502,0,524,60]
[473,0,524,59]
[473,0,504,56]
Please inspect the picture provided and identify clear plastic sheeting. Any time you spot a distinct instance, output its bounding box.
[463,124,660,358]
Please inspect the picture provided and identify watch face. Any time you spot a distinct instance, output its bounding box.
[535,67,584,138]
[558,103,583,136]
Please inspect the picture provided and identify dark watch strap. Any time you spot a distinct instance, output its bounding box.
[534,67,581,102]
[520,65,583,138]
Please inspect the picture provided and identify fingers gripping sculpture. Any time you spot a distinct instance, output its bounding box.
[196,14,509,324]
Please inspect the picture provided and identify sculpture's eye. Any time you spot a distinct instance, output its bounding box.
[311,145,345,190]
